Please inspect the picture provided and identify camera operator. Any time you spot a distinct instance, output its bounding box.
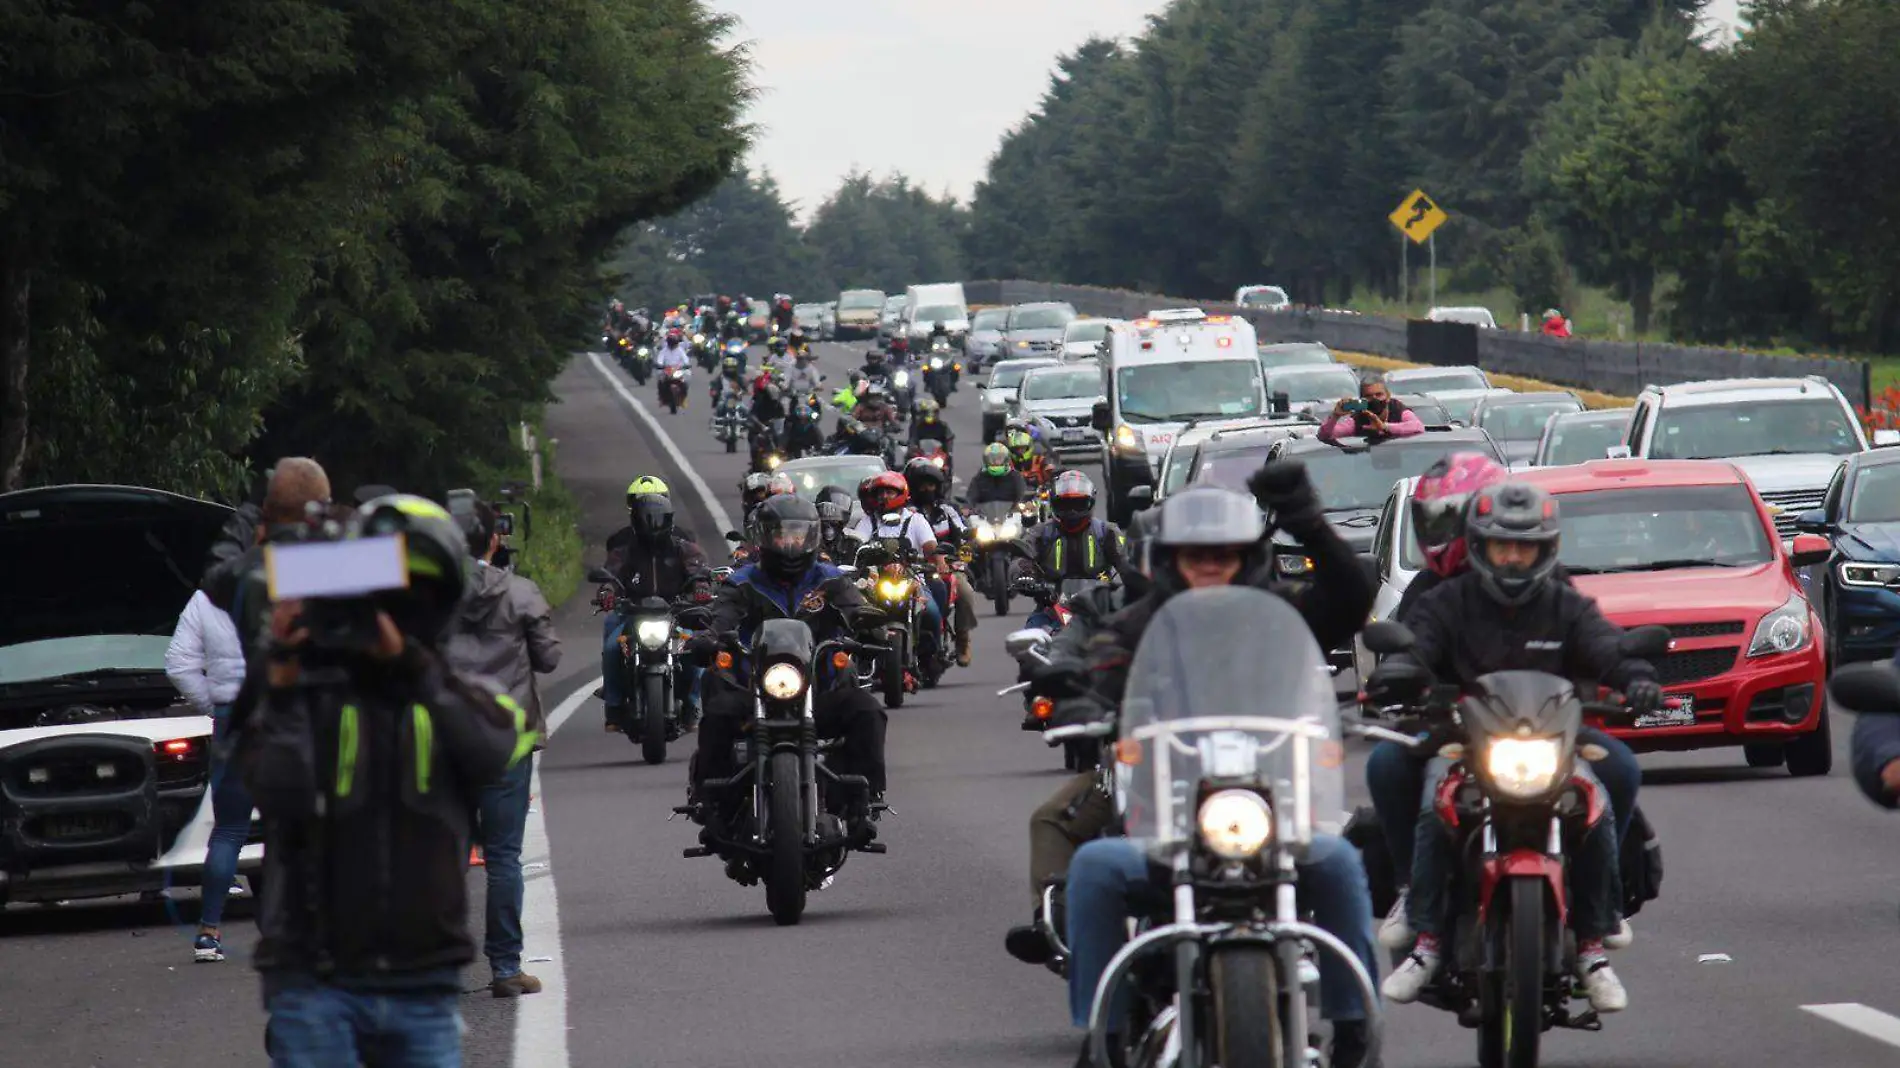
[446,501,562,999]
[232,494,533,1065]
[1318,373,1423,443]
[202,457,334,644]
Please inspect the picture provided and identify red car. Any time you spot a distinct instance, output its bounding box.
[1515,460,1834,776]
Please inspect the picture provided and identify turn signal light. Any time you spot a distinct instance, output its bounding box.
[831,651,852,669]
[1114,739,1142,765]
[1032,697,1055,721]
[715,651,734,670]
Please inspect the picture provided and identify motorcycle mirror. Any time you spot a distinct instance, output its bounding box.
[724,530,743,543]
[1829,661,1900,715]
[1361,620,1416,655]
[1126,485,1153,511]
[1004,628,1052,657]
[586,566,613,583]
[1618,624,1670,660]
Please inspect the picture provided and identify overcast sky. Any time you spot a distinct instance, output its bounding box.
[716,0,1746,218]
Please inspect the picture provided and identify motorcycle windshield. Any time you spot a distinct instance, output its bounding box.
[1119,587,1344,855]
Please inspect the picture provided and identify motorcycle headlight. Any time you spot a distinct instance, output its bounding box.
[1484,737,1563,800]
[877,577,912,601]
[930,358,944,369]
[637,346,650,357]
[973,520,995,543]
[1197,790,1274,859]
[693,334,705,344]
[766,454,782,469]
[999,516,1022,540]
[1747,592,1811,657]
[893,371,911,386]
[635,618,671,650]
[761,663,806,699]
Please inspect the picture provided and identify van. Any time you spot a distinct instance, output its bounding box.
[903,282,970,346]
[1090,314,1265,523]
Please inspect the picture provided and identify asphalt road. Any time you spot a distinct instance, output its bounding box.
[9,340,1900,1067]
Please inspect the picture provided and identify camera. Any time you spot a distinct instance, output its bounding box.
[447,487,529,570]
[266,512,411,654]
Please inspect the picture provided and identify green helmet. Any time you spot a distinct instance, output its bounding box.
[983,442,1011,475]
[1005,428,1034,460]
[353,494,469,643]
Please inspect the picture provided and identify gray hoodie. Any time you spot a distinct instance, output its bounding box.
[446,564,562,738]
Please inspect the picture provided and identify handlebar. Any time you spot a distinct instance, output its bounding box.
[1044,722,1113,744]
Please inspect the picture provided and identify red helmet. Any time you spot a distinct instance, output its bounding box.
[859,471,909,515]
[890,335,910,354]
[1052,470,1097,534]
[666,327,683,343]
[1410,451,1508,577]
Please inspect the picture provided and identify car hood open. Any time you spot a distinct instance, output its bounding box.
[0,485,234,652]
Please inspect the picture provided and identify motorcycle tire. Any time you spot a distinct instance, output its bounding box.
[881,648,905,709]
[640,674,668,766]
[725,436,737,454]
[1478,878,1545,1068]
[764,750,807,926]
[1209,945,1284,1068]
[990,556,1011,616]
[1066,738,1100,772]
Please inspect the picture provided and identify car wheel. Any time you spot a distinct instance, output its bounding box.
[1784,707,1834,777]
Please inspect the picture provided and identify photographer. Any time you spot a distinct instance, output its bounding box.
[202,457,334,644]
[1318,372,1423,443]
[233,495,532,1065]
[446,501,561,998]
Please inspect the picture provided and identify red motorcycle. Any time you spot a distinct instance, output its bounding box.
[657,366,690,414]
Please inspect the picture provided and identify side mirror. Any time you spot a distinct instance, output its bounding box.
[1362,620,1416,656]
[1875,429,1900,447]
[1603,445,1632,460]
[1270,391,1291,416]
[1005,628,1053,657]
[1794,509,1832,536]
[1829,661,1900,715]
[1126,485,1154,511]
[724,530,743,543]
[587,566,613,583]
[1091,400,1111,432]
[1789,532,1832,568]
[1618,624,1671,660]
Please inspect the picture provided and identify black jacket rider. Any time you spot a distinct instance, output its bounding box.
[908,415,956,450]
[604,527,708,601]
[968,469,1031,505]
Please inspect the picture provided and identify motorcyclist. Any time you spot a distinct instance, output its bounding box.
[720,307,747,343]
[904,458,978,667]
[782,345,822,394]
[1005,422,1056,489]
[771,294,795,334]
[600,477,708,732]
[1017,470,1124,632]
[685,496,888,838]
[830,375,861,421]
[785,325,811,359]
[1364,454,1644,963]
[859,347,890,383]
[815,496,852,563]
[852,382,902,434]
[713,356,748,407]
[1051,474,1381,1068]
[737,471,794,538]
[1368,481,1659,1015]
[830,417,885,458]
[848,472,947,670]
[656,327,692,371]
[1542,308,1573,338]
[968,442,1032,506]
[907,397,956,455]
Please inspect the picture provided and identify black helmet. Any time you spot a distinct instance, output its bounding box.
[352,494,469,644]
[626,475,674,545]
[757,495,821,581]
[1465,482,1561,607]
[903,457,948,503]
[1150,486,1270,596]
[866,349,885,366]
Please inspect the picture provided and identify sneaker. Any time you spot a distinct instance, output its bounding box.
[193,932,225,963]
[1377,890,1413,950]
[1382,939,1440,1003]
[1576,949,1627,1013]
[491,972,544,998]
[1603,917,1634,951]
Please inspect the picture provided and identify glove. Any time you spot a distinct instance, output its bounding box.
[1625,678,1662,716]
[684,631,720,663]
[1247,460,1323,532]
[1029,658,1090,699]
[1365,661,1430,707]
[848,604,887,630]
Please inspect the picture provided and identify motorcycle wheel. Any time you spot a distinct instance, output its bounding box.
[881,647,905,709]
[990,556,1011,615]
[1478,878,1545,1068]
[725,435,737,453]
[640,674,668,765]
[1209,945,1284,1068]
[764,750,807,926]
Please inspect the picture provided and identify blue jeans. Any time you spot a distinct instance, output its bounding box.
[1026,606,1060,633]
[916,583,945,656]
[1366,726,1639,879]
[601,615,703,712]
[200,704,254,928]
[476,755,533,979]
[1066,835,1378,1030]
[266,982,461,1068]
[1407,758,1621,941]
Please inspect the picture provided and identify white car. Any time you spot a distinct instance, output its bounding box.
[0,485,262,905]
[1426,306,1499,329]
[1355,476,1427,685]
[1234,285,1291,311]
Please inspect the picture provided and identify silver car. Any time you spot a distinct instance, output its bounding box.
[1532,408,1633,467]
[978,357,1058,442]
[876,294,907,348]
[1000,302,1077,361]
[967,307,1009,366]
[1061,317,1118,362]
[1017,363,1105,459]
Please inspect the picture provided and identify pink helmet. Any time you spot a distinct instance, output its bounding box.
[1410,451,1508,578]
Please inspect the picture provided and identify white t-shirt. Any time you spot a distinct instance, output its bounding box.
[848,509,935,555]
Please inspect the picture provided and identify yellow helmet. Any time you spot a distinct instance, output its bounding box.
[626,475,669,498]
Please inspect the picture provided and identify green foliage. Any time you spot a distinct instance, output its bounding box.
[475,416,583,609]
[803,172,967,294]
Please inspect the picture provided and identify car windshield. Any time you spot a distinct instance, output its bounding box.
[1649,398,1861,459]
[1270,367,1359,404]
[1193,445,1277,490]
[1299,438,1501,511]
[1117,361,1262,422]
[839,292,884,310]
[916,306,962,324]
[1022,369,1099,401]
[1394,371,1488,394]
[1067,320,1110,342]
[1542,415,1630,465]
[782,459,885,499]
[1436,393,1492,424]
[1010,307,1073,330]
[1398,396,1450,424]
[1479,398,1582,442]
[0,635,173,686]
[989,363,1048,389]
[1554,485,1775,573]
[1848,464,1900,522]
[882,297,905,311]
[1162,444,1205,496]
[972,309,1008,330]
[1258,344,1331,367]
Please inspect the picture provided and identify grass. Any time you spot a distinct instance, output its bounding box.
[475,412,584,609]
[1334,349,1634,410]
[1345,285,1647,340]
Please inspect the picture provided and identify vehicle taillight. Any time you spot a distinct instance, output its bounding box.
[156,738,198,761]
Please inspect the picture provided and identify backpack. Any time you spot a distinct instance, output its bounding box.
[1619,805,1664,918]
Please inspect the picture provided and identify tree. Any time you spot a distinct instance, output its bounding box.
[607,166,825,309]
[804,172,967,295]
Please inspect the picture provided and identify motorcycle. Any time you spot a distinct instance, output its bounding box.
[1076,587,1388,1068]
[1001,625,1104,772]
[968,500,1026,615]
[888,366,916,414]
[589,568,712,765]
[749,416,786,474]
[849,535,934,708]
[785,392,825,459]
[712,394,749,454]
[1359,620,1669,1068]
[613,333,636,370]
[629,344,654,385]
[924,340,960,404]
[658,365,691,414]
[693,331,718,371]
[678,620,890,925]
[723,335,750,371]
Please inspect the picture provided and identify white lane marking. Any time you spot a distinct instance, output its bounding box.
[583,350,736,536]
[516,351,741,1068]
[1801,1003,1900,1050]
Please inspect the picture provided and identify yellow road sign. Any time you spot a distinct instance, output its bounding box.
[1389,189,1447,244]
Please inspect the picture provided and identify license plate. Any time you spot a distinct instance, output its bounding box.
[42,812,119,841]
[1061,427,1087,441]
[1632,694,1695,729]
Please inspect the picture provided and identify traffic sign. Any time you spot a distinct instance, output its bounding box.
[1389,189,1447,245]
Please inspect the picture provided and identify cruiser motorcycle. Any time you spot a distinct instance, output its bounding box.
[590,569,711,764]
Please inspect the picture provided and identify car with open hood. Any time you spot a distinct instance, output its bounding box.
[0,484,261,904]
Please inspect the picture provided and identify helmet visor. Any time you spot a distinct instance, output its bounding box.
[764,518,820,554]
[630,496,671,537]
[1411,494,1470,550]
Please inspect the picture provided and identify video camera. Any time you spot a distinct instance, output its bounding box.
[446,486,533,570]
[266,503,411,654]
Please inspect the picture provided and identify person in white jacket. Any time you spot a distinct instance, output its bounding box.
[164,588,250,963]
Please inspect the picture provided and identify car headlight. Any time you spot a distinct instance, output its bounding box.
[1839,561,1900,588]
[761,663,806,699]
[1484,736,1562,799]
[1748,592,1811,657]
[1016,340,1031,349]
[877,577,912,601]
[634,619,672,649]
[999,516,1022,539]
[893,371,911,386]
[1197,790,1274,859]
[1113,424,1143,452]
[1276,554,1314,576]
